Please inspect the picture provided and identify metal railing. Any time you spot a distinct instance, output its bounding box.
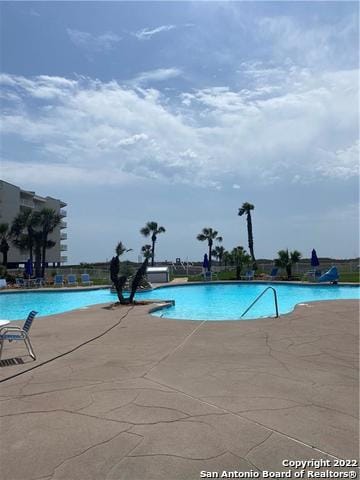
[240,286,279,318]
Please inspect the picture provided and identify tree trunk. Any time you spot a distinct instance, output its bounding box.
[236,265,241,280]
[247,213,257,270]
[1,240,9,267]
[110,256,130,304]
[129,257,149,302]
[151,235,156,267]
[34,244,42,278]
[208,240,212,271]
[41,234,47,278]
[286,265,292,279]
[28,227,34,264]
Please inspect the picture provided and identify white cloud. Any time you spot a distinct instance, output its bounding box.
[315,141,360,179]
[232,184,241,189]
[257,14,358,68]
[0,70,358,189]
[134,25,176,40]
[116,133,148,147]
[67,28,121,52]
[132,68,182,85]
[1,160,138,187]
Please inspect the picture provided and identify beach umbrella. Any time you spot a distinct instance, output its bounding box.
[25,258,33,278]
[311,249,320,268]
[203,253,210,271]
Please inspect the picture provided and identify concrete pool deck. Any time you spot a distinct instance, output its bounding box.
[0,299,358,479]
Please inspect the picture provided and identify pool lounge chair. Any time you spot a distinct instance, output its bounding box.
[318,267,339,284]
[15,278,26,288]
[241,270,255,280]
[33,278,44,288]
[80,273,93,286]
[54,275,64,287]
[303,269,322,282]
[264,267,279,281]
[67,274,78,287]
[0,311,38,360]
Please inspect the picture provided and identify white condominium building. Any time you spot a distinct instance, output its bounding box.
[0,180,67,267]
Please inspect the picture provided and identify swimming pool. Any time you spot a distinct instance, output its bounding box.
[0,283,359,321]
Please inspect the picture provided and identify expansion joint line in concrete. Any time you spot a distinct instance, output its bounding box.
[146,373,345,462]
[0,306,135,384]
[144,319,208,377]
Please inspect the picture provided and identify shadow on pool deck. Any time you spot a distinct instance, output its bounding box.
[0,300,358,480]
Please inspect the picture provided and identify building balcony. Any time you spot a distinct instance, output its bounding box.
[60,221,67,229]
[61,255,68,263]
[60,209,67,217]
[20,199,34,208]
[60,244,68,251]
[60,232,67,240]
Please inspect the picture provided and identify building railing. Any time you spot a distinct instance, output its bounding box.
[60,209,67,217]
[61,256,68,263]
[60,232,67,240]
[20,199,34,208]
[60,221,67,229]
[60,244,68,251]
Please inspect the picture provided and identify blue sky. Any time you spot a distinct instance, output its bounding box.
[1,1,359,263]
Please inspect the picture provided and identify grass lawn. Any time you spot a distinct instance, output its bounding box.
[184,270,360,283]
[339,272,360,283]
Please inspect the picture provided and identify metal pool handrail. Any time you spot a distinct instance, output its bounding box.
[240,286,279,318]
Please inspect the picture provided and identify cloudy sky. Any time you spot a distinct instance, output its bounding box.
[1,1,359,263]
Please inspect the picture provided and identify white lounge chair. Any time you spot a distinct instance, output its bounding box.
[54,275,64,287]
[80,273,93,286]
[241,270,255,280]
[0,311,38,360]
[67,274,78,287]
[264,267,279,281]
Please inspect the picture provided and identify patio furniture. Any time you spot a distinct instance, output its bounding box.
[15,278,26,288]
[80,273,93,286]
[33,278,44,288]
[54,275,64,287]
[0,311,38,360]
[203,270,212,281]
[303,269,322,282]
[264,267,279,281]
[241,270,255,280]
[318,267,339,284]
[67,274,78,287]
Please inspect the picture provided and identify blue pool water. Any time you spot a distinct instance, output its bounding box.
[0,283,359,321]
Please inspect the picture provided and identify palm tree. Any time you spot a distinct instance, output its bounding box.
[0,223,10,267]
[212,245,225,266]
[141,244,152,260]
[223,250,232,268]
[116,241,132,257]
[10,208,38,264]
[197,227,223,271]
[34,208,62,277]
[140,221,166,267]
[230,246,251,280]
[275,249,302,279]
[238,202,256,269]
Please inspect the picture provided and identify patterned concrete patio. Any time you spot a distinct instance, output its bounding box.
[0,299,358,480]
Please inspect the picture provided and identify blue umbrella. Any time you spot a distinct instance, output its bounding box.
[311,249,320,268]
[25,259,33,278]
[203,253,210,271]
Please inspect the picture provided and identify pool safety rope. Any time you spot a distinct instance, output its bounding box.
[0,305,134,384]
